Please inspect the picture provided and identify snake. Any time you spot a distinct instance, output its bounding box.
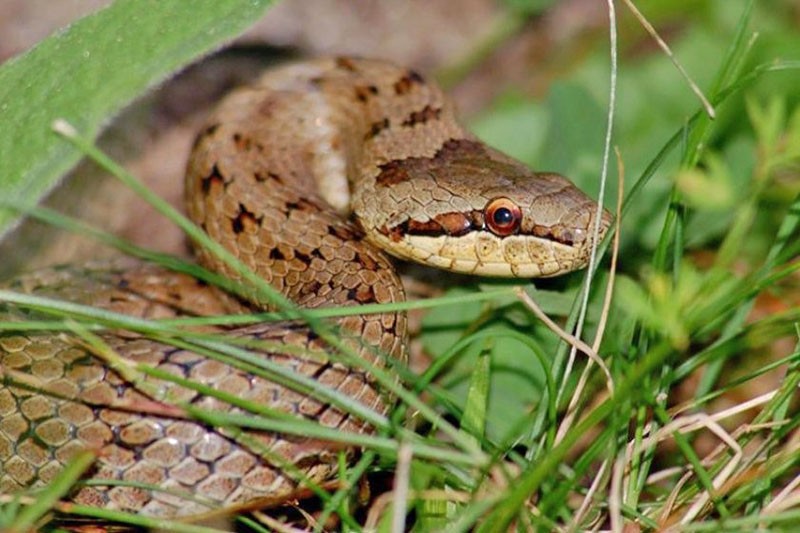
[0,57,611,518]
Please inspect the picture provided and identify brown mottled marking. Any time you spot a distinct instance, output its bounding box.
[294,251,312,265]
[531,224,577,246]
[365,118,390,140]
[200,164,226,194]
[232,133,250,150]
[401,105,441,127]
[202,123,220,137]
[433,212,473,236]
[354,84,379,102]
[375,139,492,190]
[335,56,358,71]
[192,123,220,150]
[393,69,425,95]
[377,223,404,242]
[371,138,491,204]
[328,224,359,241]
[348,285,376,304]
[231,203,261,234]
[433,138,488,160]
[405,218,443,235]
[286,198,323,212]
[255,171,283,184]
[375,159,411,186]
[393,212,473,239]
[355,252,379,270]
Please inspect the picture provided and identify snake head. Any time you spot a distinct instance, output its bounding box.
[359,139,613,278]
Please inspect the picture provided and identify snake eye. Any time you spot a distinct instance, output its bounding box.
[484,197,522,236]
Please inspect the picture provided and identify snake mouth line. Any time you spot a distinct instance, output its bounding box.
[377,210,583,247]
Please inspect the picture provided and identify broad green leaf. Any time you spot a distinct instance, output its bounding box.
[422,287,554,440]
[0,0,274,237]
[460,342,492,441]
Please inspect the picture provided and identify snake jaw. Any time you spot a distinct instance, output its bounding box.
[363,166,612,278]
[365,205,610,278]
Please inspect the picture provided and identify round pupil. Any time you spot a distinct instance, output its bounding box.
[493,207,514,226]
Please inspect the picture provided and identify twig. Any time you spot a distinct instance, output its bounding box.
[609,452,626,533]
[515,288,612,390]
[622,0,716,118]
[568,457,610,532]
[556,0,618,410]
[556,146,625,446]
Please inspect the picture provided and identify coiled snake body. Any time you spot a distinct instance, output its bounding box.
[0,58,610,517]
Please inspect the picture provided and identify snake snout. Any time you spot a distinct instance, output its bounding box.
[555,198,613,248]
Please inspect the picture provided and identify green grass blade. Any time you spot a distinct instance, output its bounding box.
[46,505,236,533]
[460,341,492,442]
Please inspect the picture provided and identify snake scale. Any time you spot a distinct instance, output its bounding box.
[0,58,611,518]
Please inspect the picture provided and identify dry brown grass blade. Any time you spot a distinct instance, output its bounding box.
[622,0,716,118]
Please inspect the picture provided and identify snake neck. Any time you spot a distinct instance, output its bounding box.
[183,59,408,315]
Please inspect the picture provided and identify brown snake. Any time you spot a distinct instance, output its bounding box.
[0,58,611,517]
